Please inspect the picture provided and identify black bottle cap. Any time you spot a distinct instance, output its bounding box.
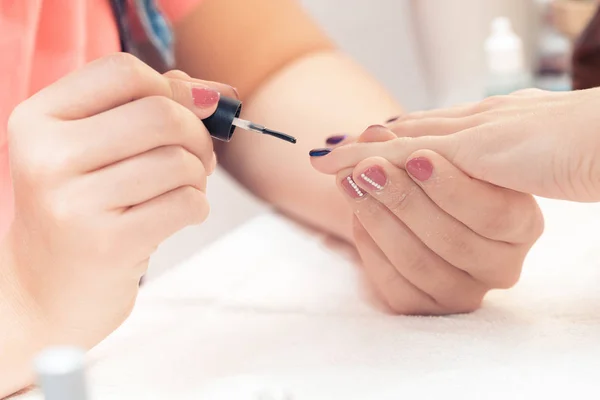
[201,96,242,142]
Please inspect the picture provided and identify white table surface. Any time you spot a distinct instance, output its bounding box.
[18,197,600,400]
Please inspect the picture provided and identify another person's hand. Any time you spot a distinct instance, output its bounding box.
[1,54,235,355]
[315,88,600,202]
[312,126,544,315]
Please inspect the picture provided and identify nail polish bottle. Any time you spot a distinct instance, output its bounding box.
[484,17,531,96]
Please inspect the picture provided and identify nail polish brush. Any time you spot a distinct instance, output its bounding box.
[202,96,297,144]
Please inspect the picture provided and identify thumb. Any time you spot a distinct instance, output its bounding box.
[311,125,460,175]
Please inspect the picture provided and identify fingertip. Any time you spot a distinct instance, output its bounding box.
[405,150,441,184]
[358,125,396,143]
[309,148,337,175]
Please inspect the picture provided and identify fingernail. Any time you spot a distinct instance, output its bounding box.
[231,86,240,99]
[309,148,331,157]
[192,87,220,108]
[358,166,387,191]
[325,135,347,145]
[406,157,434,182]
[341,175,366,199]
[386,115,401,123]
[367,124,387,130]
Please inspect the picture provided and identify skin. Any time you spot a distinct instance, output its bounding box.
[311,88,600,202]
[0,0,545,396]
[312,127,543,315]
[0,55,233,396]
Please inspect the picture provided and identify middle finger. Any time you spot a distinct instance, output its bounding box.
[65,96,214,172]
[348,157,520,288]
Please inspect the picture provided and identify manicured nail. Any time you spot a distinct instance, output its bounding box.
[192,87,220,108]
[341,175,365,199]
[358,166,387,191]
[309,148,331,157]
[386,115,401,123]
[326,135,347,145]
[406,157,434,182]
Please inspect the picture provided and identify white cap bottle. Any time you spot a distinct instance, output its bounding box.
[484,17,530,96]
[35,346,89,400]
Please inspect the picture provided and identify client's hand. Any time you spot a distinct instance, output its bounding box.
[318,88,600,202]
[312,126,543,315]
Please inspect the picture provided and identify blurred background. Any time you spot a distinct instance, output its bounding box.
[302,0,598,110]
[149,0,600,278]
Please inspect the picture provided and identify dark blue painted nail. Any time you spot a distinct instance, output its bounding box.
[326,135,347,145]
[386,116,401,123]
[309,148,332,157]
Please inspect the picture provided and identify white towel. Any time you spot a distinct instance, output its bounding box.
[17,198,600,399]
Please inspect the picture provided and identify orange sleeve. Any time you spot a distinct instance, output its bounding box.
[158,0,202,23]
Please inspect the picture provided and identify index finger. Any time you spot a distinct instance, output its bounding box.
[27,53,236,120]
[311,126,459,175]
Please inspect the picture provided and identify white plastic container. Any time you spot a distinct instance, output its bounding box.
[412,0,535,107]
[484,17,531,96]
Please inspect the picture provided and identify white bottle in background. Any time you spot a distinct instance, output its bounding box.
[485,17,531,96]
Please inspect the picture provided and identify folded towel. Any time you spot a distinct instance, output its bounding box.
[17,198,600,399]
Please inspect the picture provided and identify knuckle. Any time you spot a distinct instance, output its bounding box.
[480,209,512,238]
[478,95,508,111]
[147,96,185,131]
[164,145,189,167]
[440,229,474,260]
[16,140,73,182]
[512,88,543,96]
[361,199,385,218]
[436,284,486,314]
[484,256,523,289]
[522,198,545,241]
[496,263,523,289]
[165,146,206,190]
[381,182,413,214]
[47,193,77,225]
[105,53,151,93]
[529,207,545,240]
[7,103,29,139]
[48,145,80,175]
[179,186,209,224]
[106,52,143,75]
[403,255,431,276]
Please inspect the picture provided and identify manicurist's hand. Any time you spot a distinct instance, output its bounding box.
[311,126,544,315]
[0,53,236,397]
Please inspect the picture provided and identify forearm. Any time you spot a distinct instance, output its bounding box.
[173,0,402,240]
[217,51,401,240]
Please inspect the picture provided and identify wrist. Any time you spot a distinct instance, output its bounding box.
[0,237,47,398]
